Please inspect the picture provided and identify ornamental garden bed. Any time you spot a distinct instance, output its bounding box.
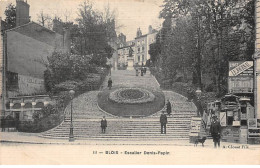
[97,87,165,117]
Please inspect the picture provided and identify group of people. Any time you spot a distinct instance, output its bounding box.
[106,77,221,148]
[160,99,222,148]
[160,100,171,134]
[136,67,147,76]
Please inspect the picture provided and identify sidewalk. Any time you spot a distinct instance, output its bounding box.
[1,131,260,150]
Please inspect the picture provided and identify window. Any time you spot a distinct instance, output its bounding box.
[142,46,144,52]
[138,48,140,53]
[138,56,140,62]
[142,55,144,62]
[241,120,247,126]
[227,116,233,126]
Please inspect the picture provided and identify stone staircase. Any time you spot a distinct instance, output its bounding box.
[39,91,197,140]
[39,72,197,141]
[39,118,193,140]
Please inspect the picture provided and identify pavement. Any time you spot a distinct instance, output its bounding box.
[1,131,260,150]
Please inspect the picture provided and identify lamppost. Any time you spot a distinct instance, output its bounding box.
[69,90,75,142]
[109,60,112,76]
[195,88,202,117]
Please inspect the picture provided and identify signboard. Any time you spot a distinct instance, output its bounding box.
[220,112,226,126]
[229,61,253,76]
[189,117,201,136]
[228,61,254,94]
[233,121,241,126]
[227,111,233,117]
[248,119,257,129]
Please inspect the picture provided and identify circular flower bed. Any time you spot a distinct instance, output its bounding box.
[109,88,155,104]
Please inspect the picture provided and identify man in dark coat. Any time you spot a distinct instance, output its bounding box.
[101,116,107,133]
[160,111,167,134]
[108,77,112,90]
[141,68,143,76]
[166,100,172,115]
[210,115,221,148]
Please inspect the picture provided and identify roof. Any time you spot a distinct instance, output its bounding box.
[135,30,158,39]
[117,44,134,50]
[135,34,147,39]
[5,21,57,34]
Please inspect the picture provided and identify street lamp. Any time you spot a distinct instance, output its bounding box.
[195,88,202,117]
[195,88,202,98]
[69,90,75,142]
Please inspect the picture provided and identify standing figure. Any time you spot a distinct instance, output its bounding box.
[141,68,144,76]
[210,115,221,148]
[101,116,107,133]
[160,111,167,134]
[108,77,112,90]
[166,100,172,116]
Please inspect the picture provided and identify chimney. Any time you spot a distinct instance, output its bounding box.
[63,28,71,53]
[52,18,64,34]
[136,28,142,37]
[148,25,153,34]
[16,0,30,27]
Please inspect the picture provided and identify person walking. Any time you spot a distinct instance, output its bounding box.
[101,116,107,133]
[160,111,167,134]
[210,115,221,148]
[166,100,172,116]
[108,77,112,90]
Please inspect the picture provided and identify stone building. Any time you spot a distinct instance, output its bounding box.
[255,0,260,122]
[252,0,260,143]
[134,26,157,65]
[3,0,70,98]
[116,26,157,67]
[1,0,70,121]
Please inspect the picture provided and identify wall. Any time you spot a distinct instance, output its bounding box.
[0,18,3,114]
[146,32,157,61]
[18,74,44,95]
[255,0,260,119]
[6,23,64,95]
[7,31,54,79]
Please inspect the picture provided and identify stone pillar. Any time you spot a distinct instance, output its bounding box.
[127,58,134,70]
[10,102,14,118]
[21,102,25,120]
[255,0,260,119]
[32,101,36,120]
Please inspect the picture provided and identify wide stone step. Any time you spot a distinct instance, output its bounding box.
[44,131,190,135]
[40,134,190,138]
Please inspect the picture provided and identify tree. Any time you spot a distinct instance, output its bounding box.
[241,0,255,59]
[46,51,97,85]
[158,0,253,95]
[4,3,16,29]
[37,10,52,29]
[75,0,115,65]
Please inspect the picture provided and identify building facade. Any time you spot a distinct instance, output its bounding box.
[117,39,135,67]
[117,26,157,67]
[255,0,260,121]
[1,0,69,121]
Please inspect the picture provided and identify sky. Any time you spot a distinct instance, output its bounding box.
[0,0,164,40]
